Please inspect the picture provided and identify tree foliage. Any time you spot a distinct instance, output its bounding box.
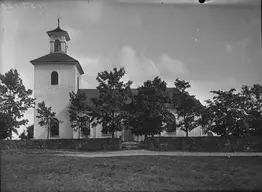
[124,77,175,138]
[86,67,133,138]
[0,69,35,139]
[0,112,12,140]
[26,124,34,139]
[19,124,34,140]
[204,84,262,136]
[36,101,62,139]
[68,91,90,138]
[172,78,203,137]
[239,84,262,135]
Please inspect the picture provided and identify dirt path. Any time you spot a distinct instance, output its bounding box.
[54,149,262,158]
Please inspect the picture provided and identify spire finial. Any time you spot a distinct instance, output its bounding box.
[58,17,60,27]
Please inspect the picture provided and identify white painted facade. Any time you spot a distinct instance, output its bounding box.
[32,23,205,140]
[33,64,79,139]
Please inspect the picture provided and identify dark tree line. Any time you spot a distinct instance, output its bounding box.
[69,67,262,138]
[1,68,261,140]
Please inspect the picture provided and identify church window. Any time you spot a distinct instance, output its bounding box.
[50,119,59,137]
[51,71,58,85]
[54,40,61,52]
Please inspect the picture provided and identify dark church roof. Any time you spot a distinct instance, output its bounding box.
[78,88,178,107]
[30,53,84,75]
[46,27,70,41]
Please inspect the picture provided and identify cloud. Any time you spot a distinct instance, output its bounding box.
[74,54,115,88]
[76,46,189,88]
[158,54,189,75]
[118,46,160,87]
[189,77,239,105]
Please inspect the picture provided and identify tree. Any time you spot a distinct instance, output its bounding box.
[125,77,175,139]
[19,131,28,140]
[240,84,262,136]
[26,124,34,139]
[0,112,12,140]
[36,101,62,139]
[0,69,35,139]
[198,106,211,134]
[68,91,90,138]
[86,67,133,138]
[204,88,246,136]
[19,125,34,140]
[172,78,203,137]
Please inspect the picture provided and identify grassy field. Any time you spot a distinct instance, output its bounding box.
[2,149,262,191]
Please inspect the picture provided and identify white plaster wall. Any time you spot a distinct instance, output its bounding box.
[72,66,82,139]
[34,63,76,139]
[88,107,206,140]
[158,108,206,137]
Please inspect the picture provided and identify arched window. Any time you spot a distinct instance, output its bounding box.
[54,40,61,52]
[51,71,58,85]
[50,119,59,137]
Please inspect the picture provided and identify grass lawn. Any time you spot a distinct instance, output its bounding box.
[2,149,262,191]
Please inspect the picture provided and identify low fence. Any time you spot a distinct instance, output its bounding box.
[145,136,262,152]
[0,138,121,151]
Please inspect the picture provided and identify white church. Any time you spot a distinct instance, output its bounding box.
[30,21,206,141]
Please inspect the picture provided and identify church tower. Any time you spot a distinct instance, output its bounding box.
[30,19,84,139]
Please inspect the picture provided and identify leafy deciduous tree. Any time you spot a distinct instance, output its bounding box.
[240,84,262,135]
[26,124,34,139]
[86,67,133,138]
[0,69,35,139]
[19,124,34,140]
[68,91,90,138]
[0,112,12,140]
[125,77,175,139]
[36,101,62,139]
[172,78,203,137]
[204,88,248,136]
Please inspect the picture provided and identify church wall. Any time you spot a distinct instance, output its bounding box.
[34,64,76,139]
[72,66,84,139]
[159,108,206,137]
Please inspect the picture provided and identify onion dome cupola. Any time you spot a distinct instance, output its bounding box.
[47,18,70,54]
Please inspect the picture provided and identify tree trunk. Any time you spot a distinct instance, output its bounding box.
[112,131,114,138]
[78,129,81,139]
[186,130,188,137]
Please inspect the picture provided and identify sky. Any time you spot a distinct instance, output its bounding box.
[0,0,261,138]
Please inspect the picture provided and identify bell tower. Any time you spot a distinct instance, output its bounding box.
[30,20,84,139]
[47,18,70,54]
